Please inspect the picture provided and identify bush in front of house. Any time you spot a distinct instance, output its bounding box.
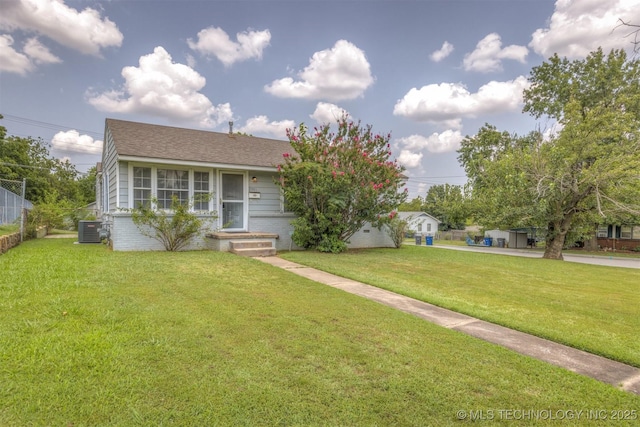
[129,194,216,251]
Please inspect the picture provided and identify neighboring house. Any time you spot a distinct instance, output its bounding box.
[397,212,440,236]
[592,224,640,251]
[98,118,394,251]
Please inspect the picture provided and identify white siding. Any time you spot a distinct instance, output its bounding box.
[101,127,119,215]
[247,172,284,215]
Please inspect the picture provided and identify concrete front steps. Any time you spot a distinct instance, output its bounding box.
[206,231,279,254]
[229,239,276,257]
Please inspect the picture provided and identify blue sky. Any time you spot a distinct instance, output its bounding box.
[1,0,639,197]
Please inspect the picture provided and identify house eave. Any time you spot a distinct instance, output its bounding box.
[116,155,278,172]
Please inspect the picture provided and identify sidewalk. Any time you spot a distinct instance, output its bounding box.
[255,256,640,395]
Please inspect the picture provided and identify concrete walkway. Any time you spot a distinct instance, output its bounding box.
[255,256,640,395]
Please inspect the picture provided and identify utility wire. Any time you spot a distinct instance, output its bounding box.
[2,114,102,138]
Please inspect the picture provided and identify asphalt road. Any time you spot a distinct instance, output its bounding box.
[425,244,640,269]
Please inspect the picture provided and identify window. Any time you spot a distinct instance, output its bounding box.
[133,167,151,207]
[156,169,189,209]
[417,223,422,232]
[427,223,432,232]
[596,225,609,238]
[194,171,210,210]
[279,179,293,213]
[621,226,632,239]
[130,165,216,212]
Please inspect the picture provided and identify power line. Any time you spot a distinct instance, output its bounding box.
[2,114,103,138]
[0,161,51,171]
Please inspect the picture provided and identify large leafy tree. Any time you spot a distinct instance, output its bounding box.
[459,49,640,260]
[0,119,57,203]
[398,196,423,212]
[458,125,541,231]
[77,166,98,203]
[277,117,407,253]
[422,184,468,230]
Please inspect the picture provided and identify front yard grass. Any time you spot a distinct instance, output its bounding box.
[1,239,638,425]
[0,223,19,236]
[281,245,640,368]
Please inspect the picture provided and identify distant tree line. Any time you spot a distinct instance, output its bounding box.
[0,114,97,232]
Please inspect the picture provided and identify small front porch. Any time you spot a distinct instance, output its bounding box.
[206,231,279,256]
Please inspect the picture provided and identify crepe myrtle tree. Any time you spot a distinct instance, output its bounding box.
[277,117,407,253]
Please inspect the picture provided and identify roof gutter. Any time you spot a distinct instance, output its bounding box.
[116,155,279,172]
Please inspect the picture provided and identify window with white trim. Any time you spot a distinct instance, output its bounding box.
[133,167,152,208]
[194,171,210,211]
[156,168,189,209]
[621,226,632,239]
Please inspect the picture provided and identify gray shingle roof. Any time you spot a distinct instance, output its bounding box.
[106,118,294,169]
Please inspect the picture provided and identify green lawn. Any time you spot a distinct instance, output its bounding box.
[1,239,639,426]
[0,223,19,236]
[281,245,640,368]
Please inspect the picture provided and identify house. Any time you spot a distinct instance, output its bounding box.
[591,224,640,251]
[98,118,395,251]
[396,212,440,236]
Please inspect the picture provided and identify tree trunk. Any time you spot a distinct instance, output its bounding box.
[543,217,572,260]
[543,234,565,260]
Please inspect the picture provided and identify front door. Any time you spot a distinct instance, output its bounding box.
[221,172,245,230]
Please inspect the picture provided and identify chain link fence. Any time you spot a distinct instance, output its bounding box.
[0,178,29,241]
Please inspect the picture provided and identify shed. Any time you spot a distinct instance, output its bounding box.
[509,231,529,249]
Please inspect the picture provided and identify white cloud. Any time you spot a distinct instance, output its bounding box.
[0,0,123,56]
[51,130,103,154]
[430,41,454,62]
[463,33,528,73]
[237,115,295,138]
[393,76,529,127]
[530,0,640,59]
[0,34,60,74]
[397,150,423,169]
[310,102,349,125]
[264,40,374,101]
[397,130,463,154]
[0,34,32,74]
[86,46,233,128]
[23,37,61,64]
[187,26,271,67]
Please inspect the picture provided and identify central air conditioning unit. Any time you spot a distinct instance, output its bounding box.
[78,220,102,243]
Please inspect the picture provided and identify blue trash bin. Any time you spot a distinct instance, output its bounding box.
[425,236,433,246]
[484,237,493,246]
